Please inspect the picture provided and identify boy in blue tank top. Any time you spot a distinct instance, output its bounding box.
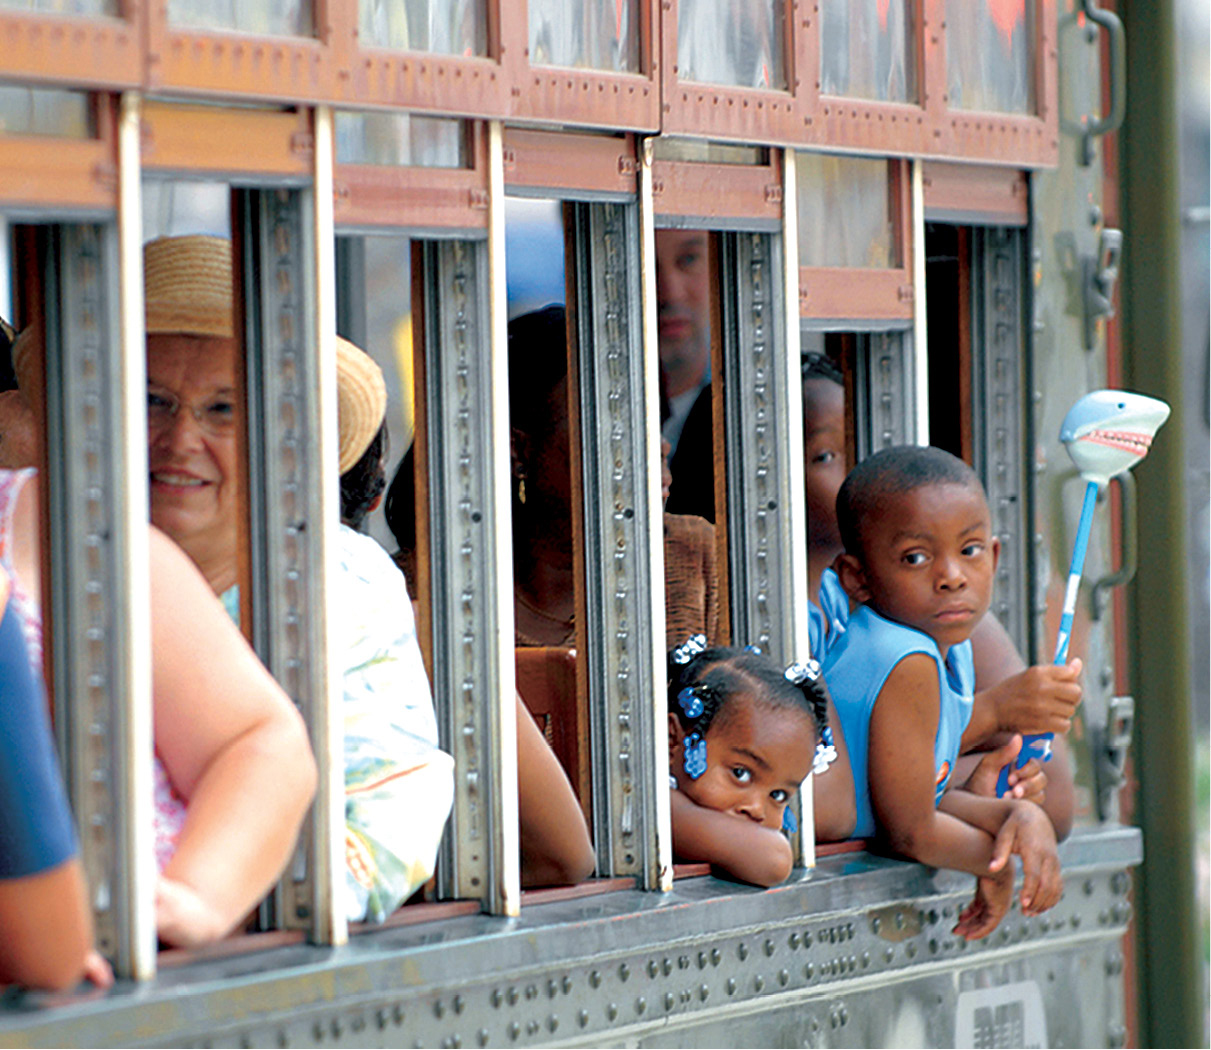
[822,446,1063,941]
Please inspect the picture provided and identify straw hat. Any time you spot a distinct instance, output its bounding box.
[337,336,387,474]
[144,234,234,338]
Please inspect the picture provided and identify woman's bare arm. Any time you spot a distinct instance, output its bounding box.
[516,693,595,887]
[149,528,317,946]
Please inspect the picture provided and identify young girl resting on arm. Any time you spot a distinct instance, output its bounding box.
[666,638,851,887]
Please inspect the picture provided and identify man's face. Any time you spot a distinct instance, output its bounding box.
[655,230,710,386]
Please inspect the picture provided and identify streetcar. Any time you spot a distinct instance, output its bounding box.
[0,0,1197,1046]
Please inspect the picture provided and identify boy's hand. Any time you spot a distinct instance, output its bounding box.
[989,802,1063,915]
[989,659,1083,736]
[953,868,1013,940]
[964,735,1048,804]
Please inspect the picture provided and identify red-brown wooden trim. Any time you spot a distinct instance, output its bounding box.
[341,51,506,118]
[672,862,712,880]
[502,128,637,198]
[158,929,306,969]
[144,0,340,103]
[815,838,870,857]
[798,268,913,321]
[356,899,482,931]
[334,122,489,231]
[922,162,1029,226]
[140,101,312,177]
[520,877,635,906]
[0,7,141,89]
[651,155,782,225]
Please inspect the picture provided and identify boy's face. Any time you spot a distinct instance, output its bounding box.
[837,481,1000,653]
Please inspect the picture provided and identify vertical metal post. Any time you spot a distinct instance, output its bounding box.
[971,226,1030,654]
[1119,1,1202,1044]
[638,136,674,892]
[852,330,916,460]
[720,231,796,662]
[779,149,814,867]
[911,160,929,445]
[426,238,519,914]
[431,118,519,915]
[572,199,664,888]
[242,184,343,945]
[45,212,156,979]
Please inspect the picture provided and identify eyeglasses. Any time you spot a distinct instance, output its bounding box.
[147,387,239,436]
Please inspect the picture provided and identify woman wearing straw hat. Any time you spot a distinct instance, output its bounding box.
[329,335,453,924]
[144,235,243,610]
[144,234,452,922]
[1,319,316,949]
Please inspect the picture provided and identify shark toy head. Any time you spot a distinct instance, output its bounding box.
[1059,389,1170,486]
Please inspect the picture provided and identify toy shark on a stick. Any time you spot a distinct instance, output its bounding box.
[997,389,1170,797]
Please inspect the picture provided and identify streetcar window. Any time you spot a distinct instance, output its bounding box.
[819,0,917,104]
[167,0,313,38]
[528,0,639,71]
[334,113,466,169]
[945,0,1035,115]
[677,0,786,90]
[0,86,93,138]
[359,0,487,55]
[796,153,899,270]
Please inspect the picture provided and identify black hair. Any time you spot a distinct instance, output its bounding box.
[340,423,387,529]
[801,351,843,388]
[508,304,568,439]
[835,444,983,558]
[667,643,830,751]
[384,442,416,554]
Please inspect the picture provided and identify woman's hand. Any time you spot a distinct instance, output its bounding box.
[155,876,233,949]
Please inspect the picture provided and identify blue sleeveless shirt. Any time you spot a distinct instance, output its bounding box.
[822,604,975,838]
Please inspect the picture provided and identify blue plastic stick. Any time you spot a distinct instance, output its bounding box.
[996,479,1099,797]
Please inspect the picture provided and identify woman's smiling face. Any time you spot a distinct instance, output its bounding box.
[669,693,814,830]
[146,333,241,583]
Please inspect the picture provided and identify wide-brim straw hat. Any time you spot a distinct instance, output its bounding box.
[144,234,234,338]
[337,336,387,474]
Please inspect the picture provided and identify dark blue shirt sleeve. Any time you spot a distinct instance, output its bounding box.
[0,600,77,879]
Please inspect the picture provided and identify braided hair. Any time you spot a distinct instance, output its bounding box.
[667,639,831,754]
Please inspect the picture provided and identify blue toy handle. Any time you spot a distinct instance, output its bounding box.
[995,480,1098,798]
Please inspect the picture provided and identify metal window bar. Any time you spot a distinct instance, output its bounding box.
[424,235,520,914]
[718,226,816,860]
[569,199,666,888]
[852,329,916,461]
[971,226,1030,655]
[719,230,796,661]
[241,186,343,944]
[45,219,157,979]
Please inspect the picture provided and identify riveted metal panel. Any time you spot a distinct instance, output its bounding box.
[242,186,340,942]
[972,226,1031,656]
[570,200,663,885]
[719,231,797,661]
[423,238,513,909]
[44,221,155,979]
[0,828,1140,1048]
[851,329,915,463]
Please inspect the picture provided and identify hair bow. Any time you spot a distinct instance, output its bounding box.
[672,634,707,665]
[784,659,821,685]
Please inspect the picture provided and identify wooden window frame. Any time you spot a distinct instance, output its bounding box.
[798,157,913,322]
[502,128,639,198]
[922,161,1029,226]
[662,0,1058,168]
[144,0,343,103]
[0,93,119,213]
[659,0,801,144]
[333,120,490,232]
[651,151,783,228]
[0,2,141,89]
